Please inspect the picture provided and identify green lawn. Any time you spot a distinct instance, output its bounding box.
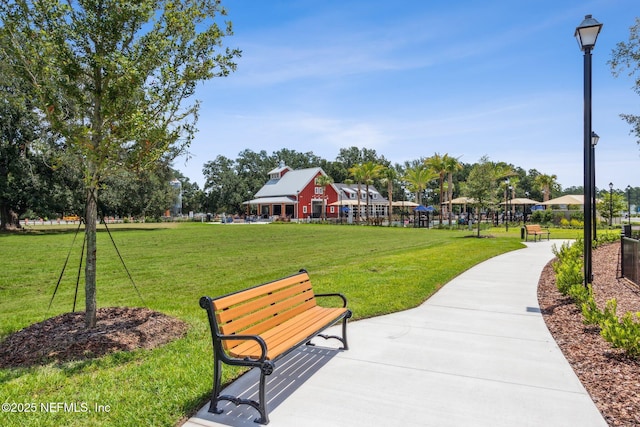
[0,222,528,426]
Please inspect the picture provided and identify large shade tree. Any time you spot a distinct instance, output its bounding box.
[0,57,40,229]
[0,0,240,327]
[610,17,640,146]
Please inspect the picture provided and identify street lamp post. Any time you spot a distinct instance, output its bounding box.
[504,179,509,232]
[591,132,599,240]
[508,184,513,223]
[627,185,632,225]
[576,14,602,287]
[609,182,614,227]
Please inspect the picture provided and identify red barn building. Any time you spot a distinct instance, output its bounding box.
[245,162,390,222]
[244,162,340,220]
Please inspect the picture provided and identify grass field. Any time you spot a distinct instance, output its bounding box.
[1,222,549,426]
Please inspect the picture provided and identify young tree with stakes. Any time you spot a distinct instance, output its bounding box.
[0,0,240,328]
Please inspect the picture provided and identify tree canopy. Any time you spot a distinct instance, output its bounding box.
[0,0,240,327]
[610,17,640,146]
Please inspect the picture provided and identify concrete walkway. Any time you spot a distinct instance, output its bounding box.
[184,240,607,427]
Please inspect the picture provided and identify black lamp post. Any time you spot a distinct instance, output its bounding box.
[508,184,512,224]
[627,185,632,225]
[576,14,602,287]
[504,179,509,232]
[609,182,614,227]
[591,131,599,240]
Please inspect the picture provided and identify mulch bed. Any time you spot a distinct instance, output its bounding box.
[538,242,640,426]
[0,306,188,368]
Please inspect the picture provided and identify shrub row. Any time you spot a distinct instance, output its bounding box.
[552,236,640,358]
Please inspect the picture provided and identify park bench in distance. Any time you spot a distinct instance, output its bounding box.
[199,269,351,424]
[524,224,550,242]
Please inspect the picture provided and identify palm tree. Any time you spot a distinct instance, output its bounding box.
[316,174,334,220]
[424,153,447,204]
[380,166,398,226]
[493,162,517,225]
[348,164,365,224]
[507,176,520,220]
[534,174,557,202]
[443,154,462,226]
[403,164,438,206]
[425,153,447,225]
[359,161,385,224]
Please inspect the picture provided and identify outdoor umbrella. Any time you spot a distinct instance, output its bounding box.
[540,195,585,206]
[499,197,540,205]
[392,201,419,207]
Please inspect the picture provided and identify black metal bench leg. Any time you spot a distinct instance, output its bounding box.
[254,363,273,424]
[341,313,351,350]
[209,357,224,414]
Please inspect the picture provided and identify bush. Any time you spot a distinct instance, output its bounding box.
[570,218,583,228]
[594,231,620,247]
[599,301,640,358]
[553,239,640,358]
[531,209,552,224]
[552,240,583,295]
[570,211,584,222]
[573,285,606,326]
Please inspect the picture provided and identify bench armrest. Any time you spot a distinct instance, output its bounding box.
[216,334,268,363]
[315,292,348,308]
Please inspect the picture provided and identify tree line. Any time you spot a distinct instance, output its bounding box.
[194,147,640,221]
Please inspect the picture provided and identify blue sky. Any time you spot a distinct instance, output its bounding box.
[176,0,639,193]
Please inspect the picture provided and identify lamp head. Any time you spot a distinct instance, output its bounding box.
[575,14,603,51]
[591,131,599,146]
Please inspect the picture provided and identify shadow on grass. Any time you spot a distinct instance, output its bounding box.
[0,224,175,237]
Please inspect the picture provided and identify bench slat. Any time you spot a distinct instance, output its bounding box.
[218,291,316,336]
[213,272,311,311]
[264,307,348,357]
[225,298,317,349]
[215,281,313,325]
[227,306,349,359]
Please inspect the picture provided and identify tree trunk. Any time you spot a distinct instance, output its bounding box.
[387,182,393,227]
[365,184,370,224]
[85,187,98,328]
[356,183,361,224]
[0,206,21,230]
[448,174,453,227]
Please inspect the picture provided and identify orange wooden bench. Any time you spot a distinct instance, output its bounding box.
[199,269,351,424]
[524,224,550,241]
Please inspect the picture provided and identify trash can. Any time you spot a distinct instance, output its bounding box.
[520,226,525,240]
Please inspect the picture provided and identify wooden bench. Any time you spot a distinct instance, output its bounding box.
[199,269,351,424]
[524,224,550,241]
